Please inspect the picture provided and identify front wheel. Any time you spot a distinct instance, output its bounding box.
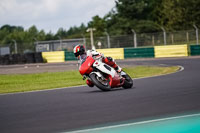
[122,73,133,89]
[90,73,112,91]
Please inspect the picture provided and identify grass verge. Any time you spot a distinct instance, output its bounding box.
[0,66,180,94]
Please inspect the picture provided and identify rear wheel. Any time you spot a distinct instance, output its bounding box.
[90,73,112,91]
[122,73,133,89]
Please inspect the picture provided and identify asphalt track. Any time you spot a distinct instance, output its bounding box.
[0,57,200,133]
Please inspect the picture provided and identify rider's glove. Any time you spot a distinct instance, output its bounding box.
[91,50,100,56]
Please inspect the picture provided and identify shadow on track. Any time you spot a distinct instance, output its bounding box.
[86,86,136,93]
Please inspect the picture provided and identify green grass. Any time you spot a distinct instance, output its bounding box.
[124,66,179,78]
[0,66,180,94]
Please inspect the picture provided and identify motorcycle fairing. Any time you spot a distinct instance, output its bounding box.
[109,73,123,87]
[93,60,123,87]
[93,60,116,77]
[79,56,95,75]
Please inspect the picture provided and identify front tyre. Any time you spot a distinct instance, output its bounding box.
[122,73,133,89]
[90,73,112,91]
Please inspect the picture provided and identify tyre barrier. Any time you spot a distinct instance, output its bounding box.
[1,54,12,65]
[24,53,35,63]
[11,54,25,64]
[0,52,43,65]
[34,52,44,63]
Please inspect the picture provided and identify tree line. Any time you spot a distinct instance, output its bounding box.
[0,0,199,53]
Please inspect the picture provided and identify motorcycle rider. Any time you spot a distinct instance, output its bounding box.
[73,44,122,87]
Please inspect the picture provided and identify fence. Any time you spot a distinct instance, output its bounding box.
[0,47,10,55]
[35,30,199,51]
[35,38,85,52]
[91,30,198,49]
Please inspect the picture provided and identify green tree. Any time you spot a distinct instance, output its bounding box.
[45,31,55,40]
[87,15,106,36]
[116,0,151,20]
[152,0,200,31]
[152,0,184,31]
[0,25,24,33]
[55,28,68,39]
[37,30,46,41]
[180,0,200,29]
[106,0,160,34]
[66,23,87,38]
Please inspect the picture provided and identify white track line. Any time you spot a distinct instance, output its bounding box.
[0,65,184,96]
[134,65,184,80]
[64,113,200,133]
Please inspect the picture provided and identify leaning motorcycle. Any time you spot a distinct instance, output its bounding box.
[79,55,133,91]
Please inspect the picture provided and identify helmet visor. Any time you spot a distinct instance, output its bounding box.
[74,52,80,57]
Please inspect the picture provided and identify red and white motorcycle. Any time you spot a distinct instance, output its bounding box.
[79,55,133,91]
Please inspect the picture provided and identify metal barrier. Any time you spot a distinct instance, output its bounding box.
[42,51,65,63]
[64,50,77,61]
[96,48,124,59]
[124,47,154,58]
[154,44,188,58]
[190,45,200,56]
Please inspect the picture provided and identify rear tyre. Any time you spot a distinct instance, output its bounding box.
[90,73,112,91]
[122,73,133,89]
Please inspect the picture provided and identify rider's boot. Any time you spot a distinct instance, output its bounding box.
[115,66,122,73]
